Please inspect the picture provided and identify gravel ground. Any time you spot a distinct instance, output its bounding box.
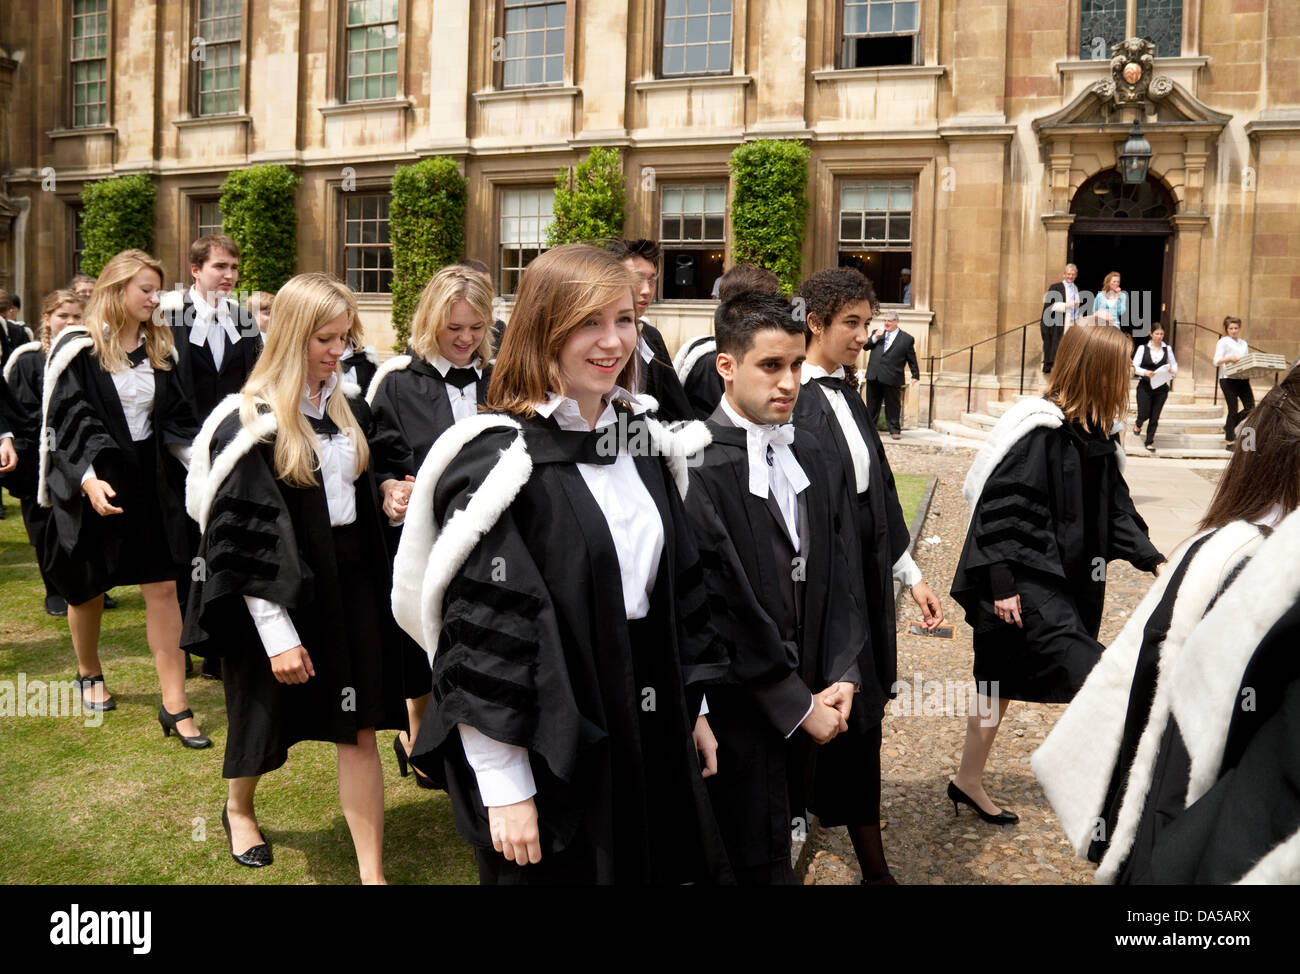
[806,441,1161,886]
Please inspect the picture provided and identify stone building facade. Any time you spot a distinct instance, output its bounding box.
[0,1,1295,421]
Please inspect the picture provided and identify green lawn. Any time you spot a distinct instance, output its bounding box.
[0,497,476,885]
[894,473,932,533]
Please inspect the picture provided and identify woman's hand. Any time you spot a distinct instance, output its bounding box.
[82,478,124,516]
[380,475,415,522]
[270,645,315,684]
[0,438,16,473]
[488,797,542,865]
[692,715,718,778]
[993,594,1023,628]
[911,581,944,630]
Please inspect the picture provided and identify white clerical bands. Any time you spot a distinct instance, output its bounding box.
[744,425,810,500]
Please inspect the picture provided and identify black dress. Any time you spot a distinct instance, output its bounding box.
[180,392,408,778]
[951,415,1162,702]
[398,406,733,884]
[367,352,494,696]
[684,410,862,880]
[794,372,913,826]
[40,327,198,605]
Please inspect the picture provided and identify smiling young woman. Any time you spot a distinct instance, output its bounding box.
[39,250,206,742]
[181,272,408,883]
[392,244,733,884]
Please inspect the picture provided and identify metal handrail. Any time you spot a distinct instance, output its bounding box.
[925,320,1041,427]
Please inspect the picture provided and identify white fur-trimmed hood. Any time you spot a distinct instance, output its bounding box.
[185,393,276,530]
[365,353,411,405]
[37,326,95,508]
[962,397,1063,508]
[3,340,41,384]
[673,334,716,384]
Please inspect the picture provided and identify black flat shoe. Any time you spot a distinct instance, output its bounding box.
[44,594,68,616]
[393,735,438,790]
[158,706,211,749]
[102,593,118,610]
[74,673,116,712]
[947,781,1018,825]
[222,802,272,868]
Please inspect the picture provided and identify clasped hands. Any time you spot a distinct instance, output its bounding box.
[380,475,416,522]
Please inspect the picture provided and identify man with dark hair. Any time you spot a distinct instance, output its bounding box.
[674,264,782,420]
[0,289,34,369]
[160,232,261,679]
[684,290,862,883]
[863,310,919,439]
[605,238,694,422]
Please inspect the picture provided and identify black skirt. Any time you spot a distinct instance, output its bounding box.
[385,522,433,698]
[43,437,184,604]
[219,520,406,778]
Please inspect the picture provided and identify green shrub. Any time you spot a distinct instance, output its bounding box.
[389,157,468,349]
[78,173,156,276]
[728,139,810,294]
[546,146,625,247]
[219,164,301,294]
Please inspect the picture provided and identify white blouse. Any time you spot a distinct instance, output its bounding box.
[433,354,483,424]
[244,373,362,657]
[1214,336,1250,380]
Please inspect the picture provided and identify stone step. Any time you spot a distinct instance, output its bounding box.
[959,412,999,431]
[987,399,1225,421]
[933,419,987,440]
[941,417,1232,459]
[1121,431,1228,450]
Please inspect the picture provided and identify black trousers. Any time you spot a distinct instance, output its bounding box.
[1040,322,1063,373]
[1219,378,1255,441]
[865,380,903,435]
[1135,380,1168,447]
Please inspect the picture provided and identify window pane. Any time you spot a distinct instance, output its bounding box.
[891,215,911,241]
[704,215,724,240]
[662,216,677,240]
[705,186,726,211]
[844,4,868,35]
[663,46,685,75]
[707,42,729,71]
[686,16,708,43]
[895,1,918,32]
[870,3,893,33]
[841,186,864,211]
[685,44,706,73]
[527,6,544,29]
[545,55,563,81]
[546,29,564,55]
[683,187,704,213]
[525,57,542,84]
[865,185,890,209]
[666,0,686,17]
[688,0,707,13]
[840,214,861,240]
[863,217,887,240]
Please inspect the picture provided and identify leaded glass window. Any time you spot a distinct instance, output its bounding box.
[346,0,399,102]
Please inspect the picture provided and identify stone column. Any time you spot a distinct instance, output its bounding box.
[1170,213,1209,395]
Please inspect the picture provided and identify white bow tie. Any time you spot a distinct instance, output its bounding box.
[746,424,810,499]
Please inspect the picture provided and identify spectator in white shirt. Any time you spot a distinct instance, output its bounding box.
[1132,325,1178,452]
[1214,316,1255,446]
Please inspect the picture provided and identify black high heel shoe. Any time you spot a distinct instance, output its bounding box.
[158,706,212,749]
[393,735,438,790]
[221,802,272,868]
[947,781,1018,825]
[74,673,116,712]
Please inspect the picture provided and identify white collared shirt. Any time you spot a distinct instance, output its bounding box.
[457,386,668,808]
[1214,336,1250,380]
[187,285,240,370]
[434,354,483,423]
[719,395,806,550]
[798,362,923,588]
[244,372,361,657]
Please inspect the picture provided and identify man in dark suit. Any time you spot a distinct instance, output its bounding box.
[161,233,261,421]
[863,310,918,440]
[161,233,260,679]
[1040,262,1080,374]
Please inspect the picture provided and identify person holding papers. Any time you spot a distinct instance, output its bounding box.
[1133,325,1177,453]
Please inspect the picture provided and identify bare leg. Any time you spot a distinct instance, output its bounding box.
[226,775,265,855]
[952,695,1013,814]
[67,593,110,706]
[338,728,386,884]
[140,581,199,738]
[400,692,432,781]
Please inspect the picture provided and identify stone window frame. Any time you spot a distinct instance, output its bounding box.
[340,189,395,295]
[68,0,111,129]
[490,0,576,90]
[657,0,734,79]
[497,184,556,296]
[326,0,410,107]
[192,196,224,242]
[837,0,922,69]
[189,0,246,116]
[836,176,916,306]
[67,201,86,278]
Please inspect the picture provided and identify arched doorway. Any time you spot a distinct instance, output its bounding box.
[1069,169,1176,341]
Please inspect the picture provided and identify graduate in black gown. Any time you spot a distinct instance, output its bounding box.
[1034,368,1300,882]
[795,267,944,883]
[182,272,407,882]
[366,264,496,789]
[605,239,694,423]
[951,324,1163,824]
[40,250,207,740]
[2,289,85,616]
[393,244,732,884]
[674,263,782,421]
[683,290,861,884]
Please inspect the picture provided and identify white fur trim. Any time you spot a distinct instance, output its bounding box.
[391,415,529,664]
[185,394,277,531]
[961,397,1063,509]
[644,415,712,500]
[362,345,379,366]
[341,380,362,400]
[1168,506,1300,807]
[673,335,716,384]
[3,340,42,384]
[365,353,411,405]
[37,327,94,508]
[158,288,185,312]
[1235,827,1300,884]
[1091,522,1263,883]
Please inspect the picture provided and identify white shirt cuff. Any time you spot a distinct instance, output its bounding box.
[169,442,193,470]
[458,724,537,807]
[81,463,98,486]
[0,432,11,442]
[786,694,816,740]
[893,550,923,587]
[698,693,709,718]
[243,595,301,657]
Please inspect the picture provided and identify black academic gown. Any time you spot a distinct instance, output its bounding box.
[2,342,42,500]
[340,347,379,393]
[638,321,693,423]
[367,352,494,695]
[41,328,198,605]
[408,407,733,885]
[181,392,408,778]
[678,335,724,421]
[951,421,1162,702]
[684,404,862,880]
